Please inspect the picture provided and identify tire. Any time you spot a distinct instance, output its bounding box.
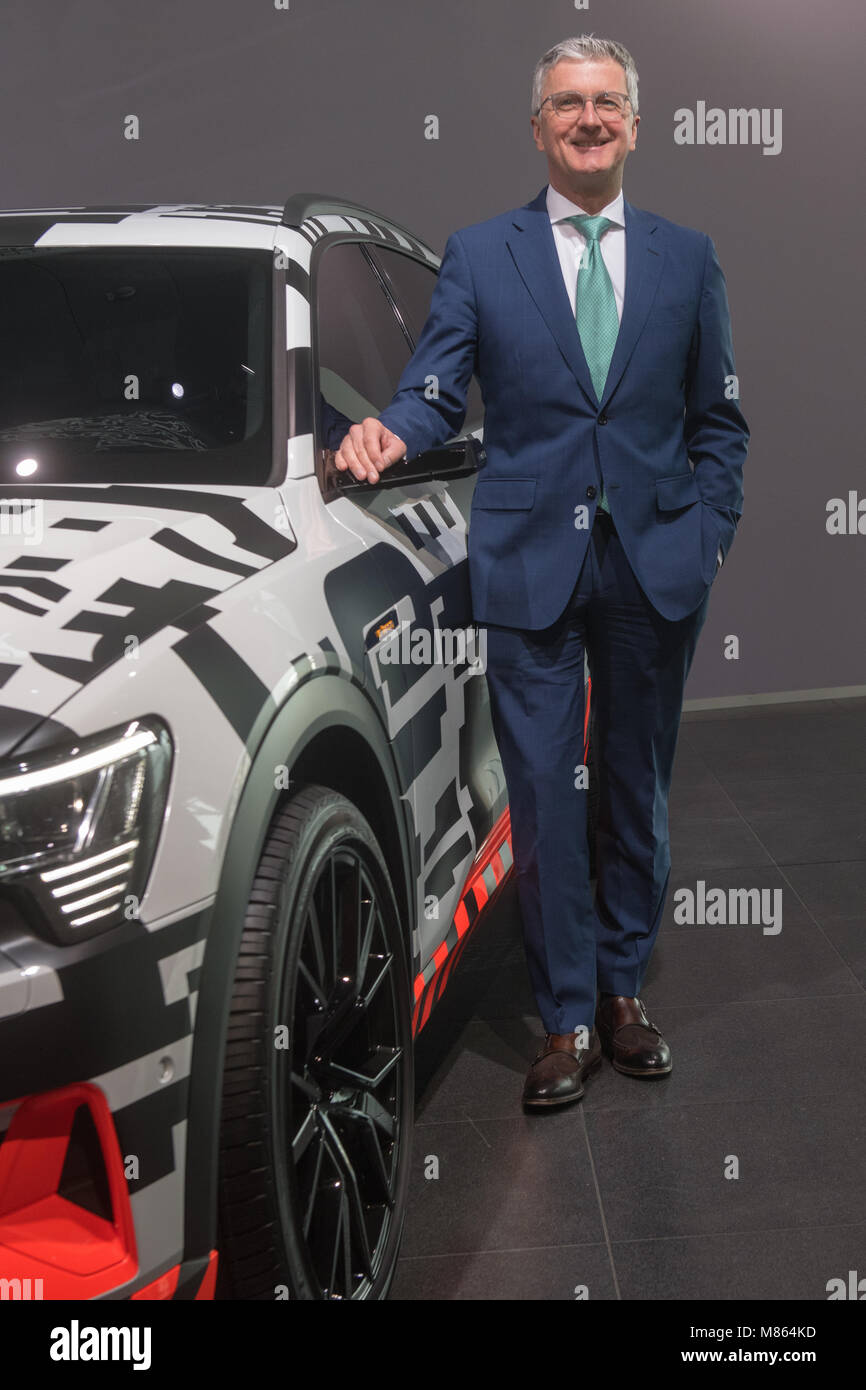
[216,784,414,1300]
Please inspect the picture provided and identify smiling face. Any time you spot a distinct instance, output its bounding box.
[531,57,639,211]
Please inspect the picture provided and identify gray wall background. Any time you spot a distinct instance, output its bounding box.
[2,0,863,701]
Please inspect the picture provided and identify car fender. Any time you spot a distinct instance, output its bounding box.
[182,670,415,1262]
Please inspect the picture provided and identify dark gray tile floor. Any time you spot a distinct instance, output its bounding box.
[390,697,866,1300]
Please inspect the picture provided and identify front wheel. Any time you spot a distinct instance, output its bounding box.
[216,784,414,1300]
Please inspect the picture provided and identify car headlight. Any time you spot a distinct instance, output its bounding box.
[0,717,172,943]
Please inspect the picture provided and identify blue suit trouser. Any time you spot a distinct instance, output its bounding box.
[479,508,711,1034]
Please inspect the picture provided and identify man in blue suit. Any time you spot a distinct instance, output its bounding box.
[335,35,748,1107]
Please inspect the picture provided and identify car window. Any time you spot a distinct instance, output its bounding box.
[315,242,412,451]
[0,247,273,484]
[364,245,438,344]
[365,244,484,432]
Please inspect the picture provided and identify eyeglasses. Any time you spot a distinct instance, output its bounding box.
[537,90,632,121]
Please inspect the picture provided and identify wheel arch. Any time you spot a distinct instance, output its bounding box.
[181,673,416,1265]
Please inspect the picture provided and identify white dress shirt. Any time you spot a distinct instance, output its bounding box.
[545,183,723,572]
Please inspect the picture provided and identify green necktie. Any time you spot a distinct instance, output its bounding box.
[567,214,619,515]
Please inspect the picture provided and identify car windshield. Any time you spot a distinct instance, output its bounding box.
[0,246,273,484]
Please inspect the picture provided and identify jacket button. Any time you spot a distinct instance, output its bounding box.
[586,485,597,499]
[598,413,608,425]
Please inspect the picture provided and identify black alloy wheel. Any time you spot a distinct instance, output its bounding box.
[217,784,413,1299]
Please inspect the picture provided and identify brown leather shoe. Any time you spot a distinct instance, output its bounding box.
[522,1028,603,1108]
[595,995,672,1076]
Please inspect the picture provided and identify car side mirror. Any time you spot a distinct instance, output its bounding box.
[325,435,484,496]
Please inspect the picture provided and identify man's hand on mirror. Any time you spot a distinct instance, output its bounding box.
[334,419,407,483]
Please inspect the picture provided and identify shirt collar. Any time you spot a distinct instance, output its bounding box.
[547,182,625,228]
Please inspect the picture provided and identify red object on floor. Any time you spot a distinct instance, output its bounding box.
[0,1082,138,1299]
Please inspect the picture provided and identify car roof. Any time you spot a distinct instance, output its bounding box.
[0,198,439,262]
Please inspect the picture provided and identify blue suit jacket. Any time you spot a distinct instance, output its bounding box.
[377,184,749,627]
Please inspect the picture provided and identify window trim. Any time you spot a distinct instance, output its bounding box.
[266,248,288,487]
[359,243,415,353]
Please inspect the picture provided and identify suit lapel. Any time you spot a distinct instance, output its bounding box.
[505,184,664,409]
